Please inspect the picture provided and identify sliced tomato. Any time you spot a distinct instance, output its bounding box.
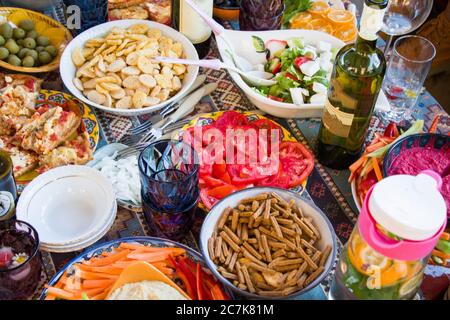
[218,172,232,184]
[227,157,279,185]
[258,165,289,189]
[201,175,225,188]
[214,111,249,129]
[200,188,219,209]
[279,141,314,188]
[285,72,298,81]
[251,119,281,131]
[268,95,284,102]
[207,184,238,200]
[212,163,227,178]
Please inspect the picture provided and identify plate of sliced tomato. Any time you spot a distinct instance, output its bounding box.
[177,110,315,210]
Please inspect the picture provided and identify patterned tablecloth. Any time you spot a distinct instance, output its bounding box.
[29,15,450,300]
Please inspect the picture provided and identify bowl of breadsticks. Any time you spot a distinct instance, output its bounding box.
[200,187,337,299]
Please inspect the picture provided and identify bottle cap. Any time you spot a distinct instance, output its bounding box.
[369,170,447,241]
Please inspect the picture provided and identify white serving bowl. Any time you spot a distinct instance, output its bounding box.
[199,187,337,299]
[217,29,391,118]
[17,166,117,252]
[60,19,199,116]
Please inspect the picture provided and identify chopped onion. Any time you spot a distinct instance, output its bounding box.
[93,153,141,206]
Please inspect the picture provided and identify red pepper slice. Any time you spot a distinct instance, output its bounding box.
[175,257,198,300]
[210,284,229,300]
[196,263,206,300]
[285,72,298,81]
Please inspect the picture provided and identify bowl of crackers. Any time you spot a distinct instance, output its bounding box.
[60,19,199,116]
[200,187,337,299]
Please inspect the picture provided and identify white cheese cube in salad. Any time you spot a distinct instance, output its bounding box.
[313,82,327,94]
[318,41,332,53]
[303,45,318,60]
[290,88,305,105]
[300,61,320,77]
[310,93,327,104]
[300,88,310,97]
[320,59,334,72]
[320,51,332,62]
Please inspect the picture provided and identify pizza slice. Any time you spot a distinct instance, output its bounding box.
[0,73,42,118]
[0,136,38,178]
[38,132,93,172]
[16,106,81,155]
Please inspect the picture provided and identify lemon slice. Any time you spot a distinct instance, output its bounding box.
[399,273,423,297]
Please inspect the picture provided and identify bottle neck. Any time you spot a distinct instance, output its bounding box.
[357,2,387,47]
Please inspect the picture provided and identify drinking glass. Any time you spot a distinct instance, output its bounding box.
[381,35,436,123]
[239,0,285,31]
[138,140,199,240]
[382,0,434,54]
[0,220,41,300]
[63,0,108,34]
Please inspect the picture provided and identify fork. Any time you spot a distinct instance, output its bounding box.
[117,84,216,159]
[120,75,207,143]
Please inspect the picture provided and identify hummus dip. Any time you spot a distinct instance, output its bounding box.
[108,280,188,300]
[388,146,450,215]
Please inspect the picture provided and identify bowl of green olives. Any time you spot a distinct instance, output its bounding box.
[0,7,72,72]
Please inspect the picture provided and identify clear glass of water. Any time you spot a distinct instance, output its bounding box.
[382,0,434,53]
[382,35,436,123]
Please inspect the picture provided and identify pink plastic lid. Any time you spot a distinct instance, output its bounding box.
[359,170,447,261]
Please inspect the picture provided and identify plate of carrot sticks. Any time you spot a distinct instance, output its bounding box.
[40,237,231,300]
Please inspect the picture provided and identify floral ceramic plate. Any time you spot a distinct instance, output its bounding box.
[39,236,233,300]
[16,90,99,189]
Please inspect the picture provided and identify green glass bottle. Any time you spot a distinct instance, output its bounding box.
[317,0,388,169]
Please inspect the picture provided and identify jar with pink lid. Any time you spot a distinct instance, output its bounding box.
[329,170,447,300]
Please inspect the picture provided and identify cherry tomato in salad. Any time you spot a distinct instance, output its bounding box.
[294,56,311,69]
[268,95,284,102]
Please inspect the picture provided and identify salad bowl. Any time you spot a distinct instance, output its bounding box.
[216,29,391,118]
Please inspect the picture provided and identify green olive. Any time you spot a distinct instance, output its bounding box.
[0,47,9,60]
[13,28,26,40]
[22,55,34,67]
[7,54,21,66]
[18,48,29,59]
[36,35,50,47]
[38,51,52,64]
[19,20,35,32]
[0,35,5,46]
[23,37,36,49]
[26,49,38,60]
[5,39,19,54]
[26,30,38,39]
[45,45,58,57]
[0,23,13,39]
[36,46,44,52]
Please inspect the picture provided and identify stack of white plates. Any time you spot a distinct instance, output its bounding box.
[17,165,117,253]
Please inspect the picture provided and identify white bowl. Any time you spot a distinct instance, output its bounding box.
[60,19,199,116]
[217,29,392,118]
[199,187,337,299]
[17,166,117,250]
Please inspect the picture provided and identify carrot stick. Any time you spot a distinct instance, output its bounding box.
[76,270,119,280]
[432,249,450,259]
[45,286,76,300]
[77,265,123,275]
[126,251,174,261]
[86,250,130,267]
[372,158,383,181]
[349,156,366,173]
[366,141,385,153]
[440,232,450,241]
[44,294,56,300]
[90,289,111,300]
[79,287,108,298]
[429,115,440,133]
[82,279,115,289]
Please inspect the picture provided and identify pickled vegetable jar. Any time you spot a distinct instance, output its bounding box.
[330,170,447,300]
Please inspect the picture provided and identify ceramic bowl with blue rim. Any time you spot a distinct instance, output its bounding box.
[200,187,337,300]
[39,236,233,300]
[383,133,450,177]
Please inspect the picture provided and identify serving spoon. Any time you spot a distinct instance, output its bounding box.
[155,57,276,87]
[184,0,260,73]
